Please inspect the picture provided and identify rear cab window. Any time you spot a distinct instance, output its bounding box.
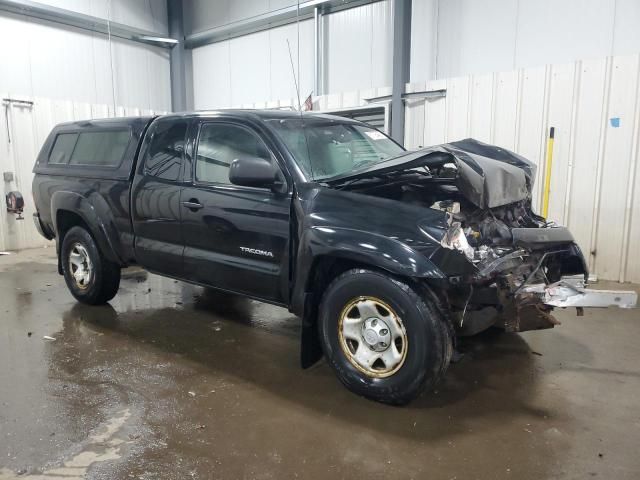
[142,119,189,181]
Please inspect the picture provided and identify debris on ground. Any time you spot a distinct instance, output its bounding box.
[27,332,32,337]
[531,351,543,356]
[188,391,196,397]
[43,335,56,341]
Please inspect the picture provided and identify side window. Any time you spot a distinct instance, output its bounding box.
[196,123,271,185]
[49,133,78,164]
[69,130,130,167]
[143,120,188,181]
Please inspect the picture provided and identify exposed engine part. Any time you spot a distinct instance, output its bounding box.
[440,222,474,261]
[475,249,528,277]
[430,200,460,215]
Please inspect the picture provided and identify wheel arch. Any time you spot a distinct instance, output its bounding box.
[291,226,446,316]
[52,191,125,273]
[297,252,444,369]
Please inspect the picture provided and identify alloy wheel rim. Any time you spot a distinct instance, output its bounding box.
[69,243,92,290]
[338,296,408,378]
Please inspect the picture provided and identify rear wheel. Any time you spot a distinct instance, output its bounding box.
[61,226,121,305]
[318,269,452,405]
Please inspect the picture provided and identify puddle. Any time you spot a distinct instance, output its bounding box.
[0,409,132,479]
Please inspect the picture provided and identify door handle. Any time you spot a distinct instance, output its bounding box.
[182,199,203,211]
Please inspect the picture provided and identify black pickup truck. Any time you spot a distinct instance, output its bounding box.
[32,110,636,404]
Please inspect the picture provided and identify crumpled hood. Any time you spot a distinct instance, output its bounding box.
[327,138,537,209]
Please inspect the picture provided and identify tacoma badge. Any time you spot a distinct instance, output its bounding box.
[240,247,274,257]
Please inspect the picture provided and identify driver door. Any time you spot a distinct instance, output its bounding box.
[181,120,292,303]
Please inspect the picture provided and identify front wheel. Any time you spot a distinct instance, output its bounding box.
[318,269,452,405]
[60,226,121,305]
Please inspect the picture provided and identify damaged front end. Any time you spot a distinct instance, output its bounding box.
[327,138,637,334]
[440,203,592,334]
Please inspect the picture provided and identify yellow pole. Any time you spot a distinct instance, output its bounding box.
[542,126,555,218]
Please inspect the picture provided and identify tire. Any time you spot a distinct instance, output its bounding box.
[60,226,121,305]
[318,268,452,405]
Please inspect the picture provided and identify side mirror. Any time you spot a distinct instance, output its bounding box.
[229,157,279,189]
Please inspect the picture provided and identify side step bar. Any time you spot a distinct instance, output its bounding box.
[520,279,637,309]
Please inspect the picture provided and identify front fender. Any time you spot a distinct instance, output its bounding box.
[290,225,446,316]
[51,191,125,265]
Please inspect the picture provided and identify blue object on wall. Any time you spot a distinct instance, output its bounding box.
[610,117,621,128]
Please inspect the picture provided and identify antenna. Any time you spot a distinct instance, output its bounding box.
[286,39,302,111]
[107,0,117,114]
[289,1,314,179]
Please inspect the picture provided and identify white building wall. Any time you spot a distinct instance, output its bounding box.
[190,1,394,108]
[190,0,640,101]
[192,20,314,109]
[34,0,168,34]
[0,11,171,111]
[410,0,437,83]
[185,0,299,34]
[411,0,640,82]
[323,0,393,94]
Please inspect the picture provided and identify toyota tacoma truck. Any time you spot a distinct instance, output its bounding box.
[32,110,637,404]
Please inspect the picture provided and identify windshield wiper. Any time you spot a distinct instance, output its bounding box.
[331,169,434,189]
[352,160,375,169]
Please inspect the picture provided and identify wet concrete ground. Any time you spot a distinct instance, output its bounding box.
[0,248,639,479]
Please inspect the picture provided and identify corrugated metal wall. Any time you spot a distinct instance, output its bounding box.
[185,0,303,34]
[411,0,640,82]
[0,10,171,110]
[0,95,167,252]
[322,0,393,94]
[191,0,393,109]
[404,53,640,283]
[192,19,315,109]
[34,0,168,34]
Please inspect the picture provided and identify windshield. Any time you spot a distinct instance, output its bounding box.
[266,118,404,180]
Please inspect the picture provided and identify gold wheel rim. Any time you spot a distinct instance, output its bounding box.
[338,296,408,378]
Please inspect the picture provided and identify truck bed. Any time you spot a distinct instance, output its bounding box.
[32,116,154,265]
